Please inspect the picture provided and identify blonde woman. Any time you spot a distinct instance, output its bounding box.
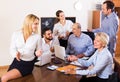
[65,32,114,82]
[1,14,42,82]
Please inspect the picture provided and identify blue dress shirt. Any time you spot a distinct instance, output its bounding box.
[66,33,95,56]
[76,47,114,79]
[93,12,119,55]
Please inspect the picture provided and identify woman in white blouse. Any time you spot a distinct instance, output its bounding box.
[1,14,42,82]
[65,32,114,82]
[53,10,73,49]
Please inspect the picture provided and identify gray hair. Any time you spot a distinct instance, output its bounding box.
[73,23,81,29]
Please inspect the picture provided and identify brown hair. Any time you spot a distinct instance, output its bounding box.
[54,10,64,24]
[103,0,115,12]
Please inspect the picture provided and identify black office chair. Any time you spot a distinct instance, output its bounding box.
[82,31,95,41]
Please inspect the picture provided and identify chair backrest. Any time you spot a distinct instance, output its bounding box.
[82,31,95,41]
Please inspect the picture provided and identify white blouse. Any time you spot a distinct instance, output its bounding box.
[53,20,73,40]
[10,30,42,61]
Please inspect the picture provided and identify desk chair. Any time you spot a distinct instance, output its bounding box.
[82,31,95,41]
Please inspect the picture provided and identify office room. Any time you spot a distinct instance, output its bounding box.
[0,0,120,82]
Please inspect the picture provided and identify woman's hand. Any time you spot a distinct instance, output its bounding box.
[16,52,21,61]
[35,49,42,57]
[66,31,70,37]
[58,35,64,39]
[65,68,76,74]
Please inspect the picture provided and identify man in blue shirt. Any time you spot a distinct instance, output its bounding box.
[88,1,119,56]
[66,23,95,61]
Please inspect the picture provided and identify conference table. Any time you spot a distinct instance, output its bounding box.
[9,58,82,82]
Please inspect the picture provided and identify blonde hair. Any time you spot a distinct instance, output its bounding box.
[22,14,39,42]
[96,32,109,47]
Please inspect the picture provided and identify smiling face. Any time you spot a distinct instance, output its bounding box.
[94,36,104,50]
[102,3,111,16]
[94,32,109,51]
[58,12,65,21]
[43,30,53,41]
[72,23,81,37]
[32,18,39,33]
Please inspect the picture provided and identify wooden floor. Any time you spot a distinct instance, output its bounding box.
[0,65,9,77]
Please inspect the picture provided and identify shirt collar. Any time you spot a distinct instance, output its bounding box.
[106,12,114,18]
[42,38,46,44]
[73,33,83,38]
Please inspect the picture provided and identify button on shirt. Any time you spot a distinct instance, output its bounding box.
[10,30,41,61]
[66,33,95,56]
[76,47,114,79]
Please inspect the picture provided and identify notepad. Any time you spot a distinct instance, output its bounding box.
[56,64,80,72]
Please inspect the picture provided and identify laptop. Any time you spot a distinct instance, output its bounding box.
[54,45,66,60]
[35,53,51,66]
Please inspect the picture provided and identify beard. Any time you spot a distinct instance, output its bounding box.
[46,37,53,41]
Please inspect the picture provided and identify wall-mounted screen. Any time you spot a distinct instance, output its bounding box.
[41,17,76,32]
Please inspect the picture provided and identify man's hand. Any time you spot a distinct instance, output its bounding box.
[67,55,78,61]
[77,54,85,58]
[50,47,54,53]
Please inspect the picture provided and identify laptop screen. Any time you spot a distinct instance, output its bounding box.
[54,45,66,60]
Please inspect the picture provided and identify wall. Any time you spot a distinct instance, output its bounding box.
[0,0,105,66]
